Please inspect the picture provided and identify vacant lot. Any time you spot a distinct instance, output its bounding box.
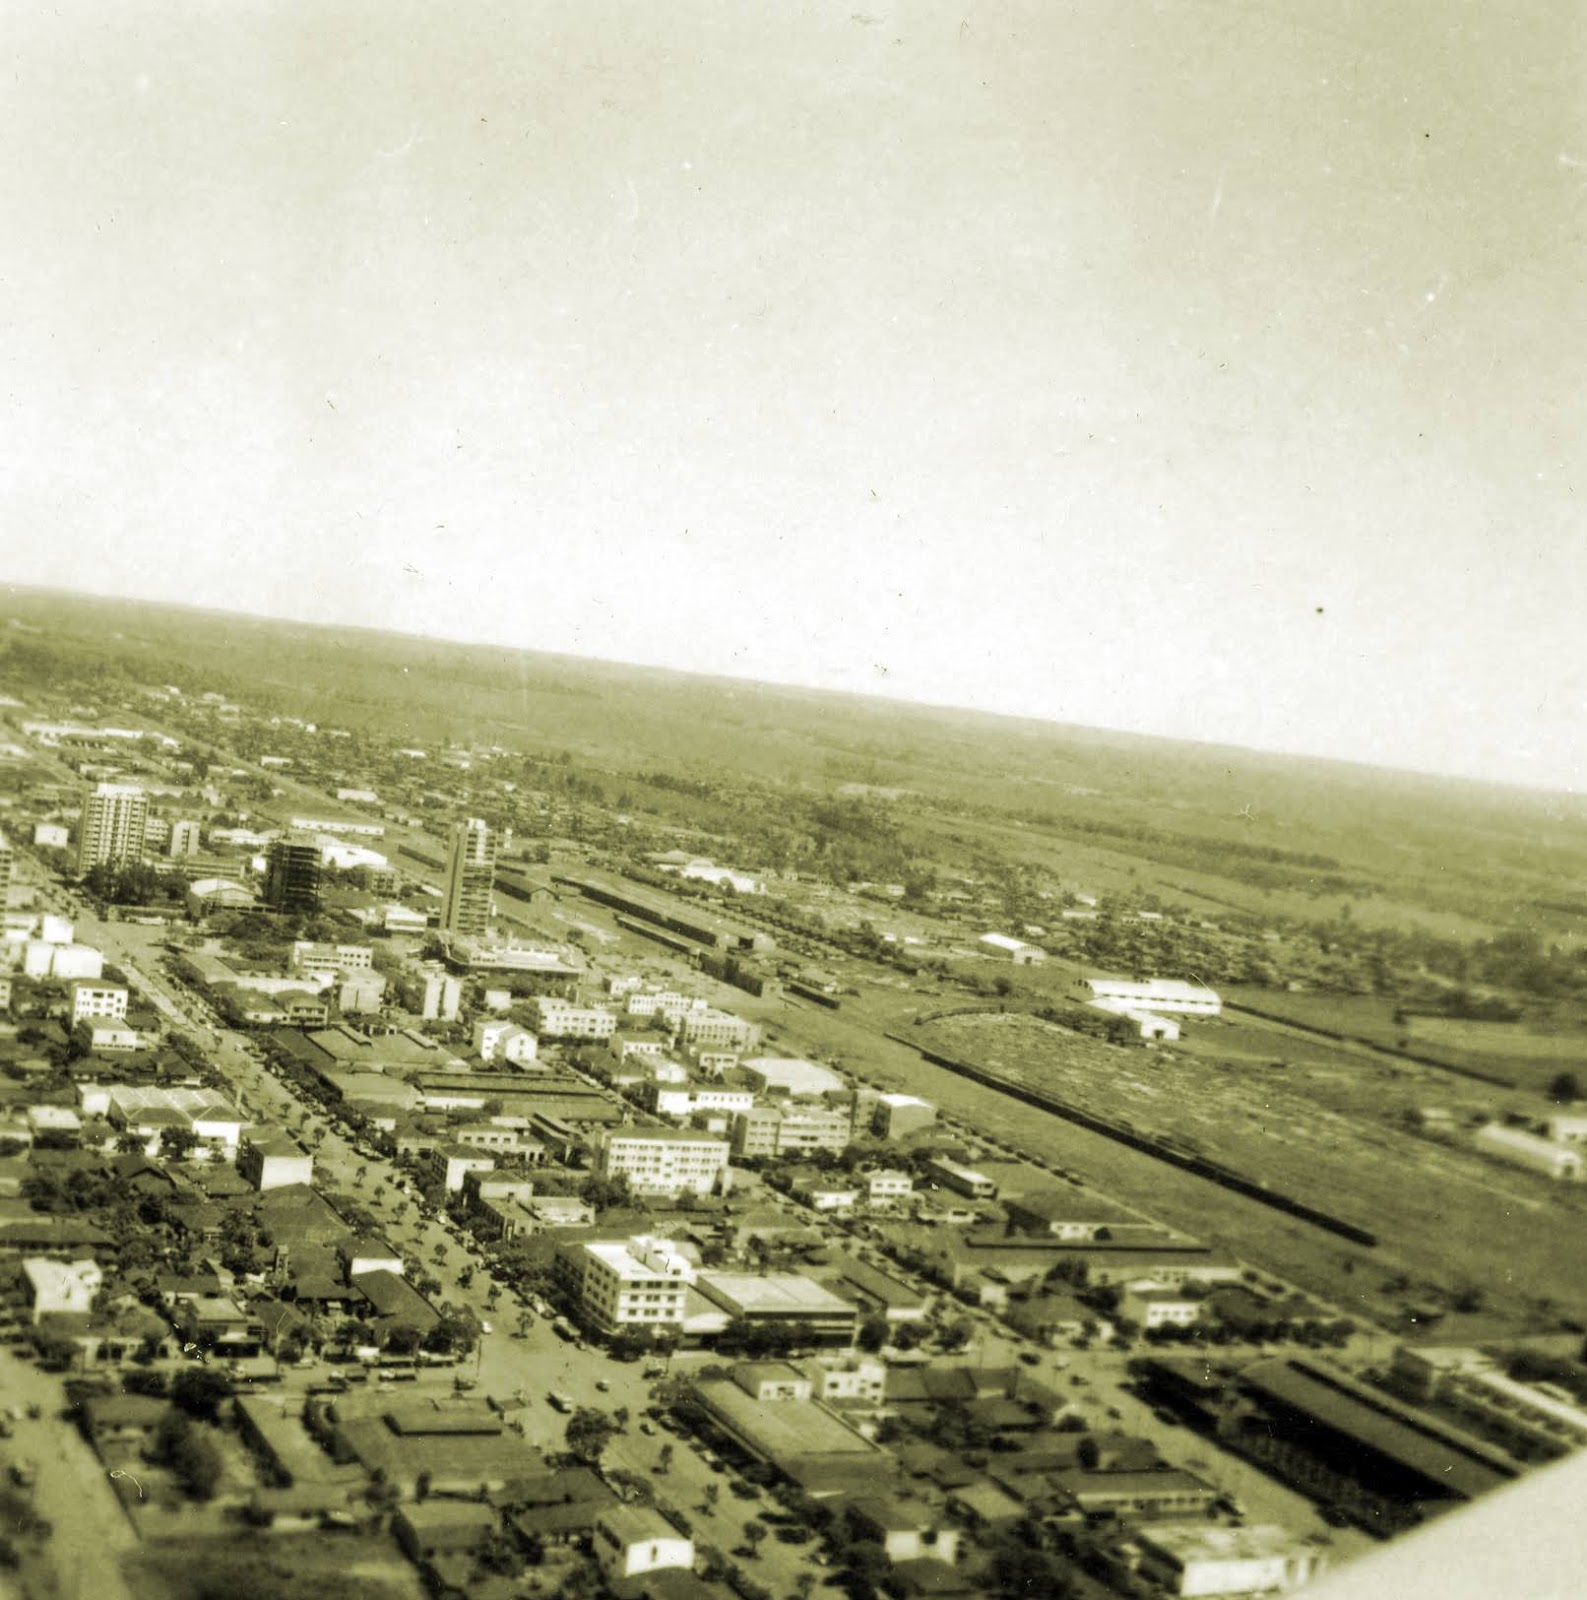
[897,1008,1587,1333]
[1225,987,1587,1096]
[125,1535,423,1600]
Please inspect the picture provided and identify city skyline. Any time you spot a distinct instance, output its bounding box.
[4,1,1583,792]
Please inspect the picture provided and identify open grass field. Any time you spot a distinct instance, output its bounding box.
[1224,987,1587,1097]
[759,987,1587,1335]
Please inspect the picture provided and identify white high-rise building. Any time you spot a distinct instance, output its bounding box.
[76,783,149,874]
[441,817,496,938]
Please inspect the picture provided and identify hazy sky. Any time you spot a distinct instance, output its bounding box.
[3,1,1584,790]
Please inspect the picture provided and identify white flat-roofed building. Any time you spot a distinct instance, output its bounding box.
[22,1258,103,1322]
[678,1007,760,1051]
[42,944,106,981]
[625,989,703,1023]
[382,903,430,935]
[648,1082,756,1121]
[740,1056,844,1098]
[69,981,129,1024]
[1073,975,1222,1017]
[33,822,70,850]
[597,1128,729,1198]
[290,941,373,975]
[288,815,386,838]
[27,1105,83,1138]
[81,1022,141,1053]
[1474,1122,1583,1180]
[1544,1114,1587,1146]
[429,1143,497,1192]
[694,1271,859,1346]
[237,1135,315,1192]
[979,932,1046,964]
[1132,1522,1328,1596]
[532,997,617,1040]
[1120,1281,1203,1331]
[556,1235,696,1334]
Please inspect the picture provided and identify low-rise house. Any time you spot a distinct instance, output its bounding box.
[1006,1291,1111,1347]
[790,1174,861,1213]
[1120,1281,1204,1332]
[81,1392,168,1454]
[866,1168,915,1207]
[1003,1189,1135,1241]
[1050,1467,1219,1522]
[507,1465,618,1548]
[847,1498,963,1564]
[592,1505,694,1585]
[393,1501,500,1565]
[172,1293,264,1358]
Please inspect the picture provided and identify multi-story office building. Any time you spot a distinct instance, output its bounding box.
[555,1236,696,1335]
[596,1129,729,1198]
[677,1007,761,1052]
[263,835,322,913]
[532,997,618,1041]
[76,783,149,874]
[0,830,12,908]
[731,1103,856,1160]
[441,817,497,938]
[69,981,129,1024]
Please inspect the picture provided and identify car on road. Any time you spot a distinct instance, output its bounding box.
[594,1378,611,1392]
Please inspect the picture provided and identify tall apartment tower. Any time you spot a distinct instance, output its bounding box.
[0,830,13,909]
[263,834,323,914]
[76,783,150,874]
[168,820,203,858]
[441,817,496,939]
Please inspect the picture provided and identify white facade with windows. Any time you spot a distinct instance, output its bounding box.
[557,1236,696,1334]
[70,982,129,1024]
[597,1129,729,1197]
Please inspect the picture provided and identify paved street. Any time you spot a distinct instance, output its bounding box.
[0,1352,138,1600]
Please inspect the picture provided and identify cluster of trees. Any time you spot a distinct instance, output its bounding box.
[81,861,190,906]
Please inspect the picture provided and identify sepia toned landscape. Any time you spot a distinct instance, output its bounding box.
[0,589,1583,1600]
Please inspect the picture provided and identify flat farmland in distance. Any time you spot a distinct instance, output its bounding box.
[1225,987,1587,1095]
[905,1010,1587,1328]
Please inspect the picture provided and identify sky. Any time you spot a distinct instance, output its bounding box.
[2,0,1584,791]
